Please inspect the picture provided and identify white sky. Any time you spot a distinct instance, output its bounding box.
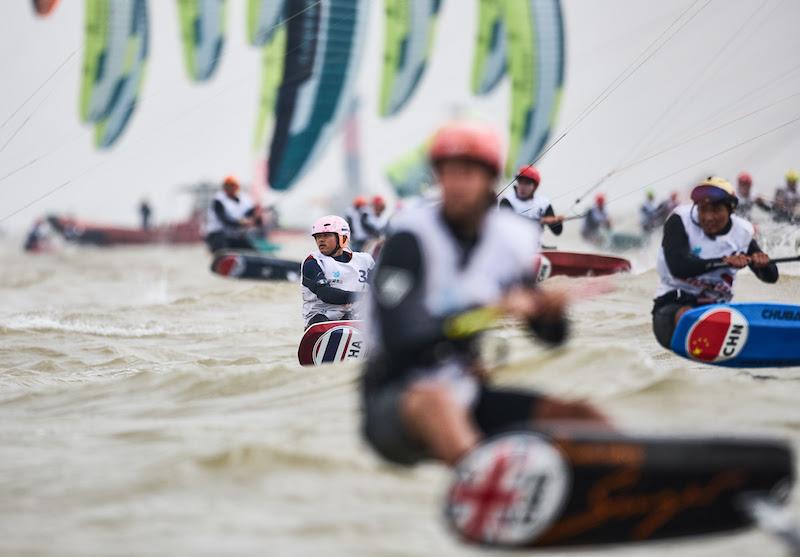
[0,0,798,232]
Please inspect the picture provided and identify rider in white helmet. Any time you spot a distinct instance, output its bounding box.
[301,215,375,328]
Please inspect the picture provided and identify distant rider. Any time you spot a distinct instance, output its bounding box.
[640,190,659,233]
[363,195,390,240]
[302,215,374,328]
[651,176,778,349]
[498,165,564,240]
[735,172,755,219]
[581,193,612,243]
[344,196,369,251]
[204,175,260,252]
[772,169,799,223]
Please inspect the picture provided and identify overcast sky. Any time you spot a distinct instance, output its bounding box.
[1,0,798,231]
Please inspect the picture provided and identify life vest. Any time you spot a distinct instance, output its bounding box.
[655,204,754,303]
[499,190,552,235]
[301,250,374,322]
[205,191,254,235]
[372,205,540,324]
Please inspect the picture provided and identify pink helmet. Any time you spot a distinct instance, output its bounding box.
[311,215,350,247]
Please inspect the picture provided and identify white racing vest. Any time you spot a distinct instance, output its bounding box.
[500,191,552,235]
[302,250,374,322]
[655,204,754,302]
[205,191,254,235]
[369,206,541,404]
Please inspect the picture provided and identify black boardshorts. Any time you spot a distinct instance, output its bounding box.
[651,290,704,349]
[362,380,543,466]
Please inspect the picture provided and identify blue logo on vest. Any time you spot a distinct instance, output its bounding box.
[692,246,702,255]
[333,271,341,278]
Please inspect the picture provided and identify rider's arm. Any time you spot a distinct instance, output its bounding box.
[544,204,563,236]
[301,257,359,305]
[661,214,719,278]
[746,239,779,283]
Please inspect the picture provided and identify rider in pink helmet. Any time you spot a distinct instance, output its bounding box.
[302,215,374,328]
[311,215,351,252]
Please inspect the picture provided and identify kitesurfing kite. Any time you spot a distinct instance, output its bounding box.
[177,0,227,82]
[79,0,149,149]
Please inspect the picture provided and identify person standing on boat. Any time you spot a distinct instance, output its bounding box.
[651,176,778,349]
[360,119,608,467]
[640,190,660,233]
[345,196,369,251]
[498,165,564,240]
[302,215,374,328]
[204,175,260,253]
[581,193,612,243]
[772,169,799,223]
[139,200,152,230]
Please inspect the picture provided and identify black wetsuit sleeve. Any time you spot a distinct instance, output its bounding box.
[213,200,241,227]
[746,239,779,283]
[498,199,513,210]
[372,232,449,356]
[301,257,358,305]
[661,214,718,278]
[544,204,563,235]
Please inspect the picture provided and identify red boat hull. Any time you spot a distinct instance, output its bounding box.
[541,250,631,277]
[47,214,203,246]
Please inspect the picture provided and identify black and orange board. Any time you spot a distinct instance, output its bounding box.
[445,429,793,548]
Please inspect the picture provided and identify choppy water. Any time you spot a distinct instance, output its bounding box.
[1,230,799,557]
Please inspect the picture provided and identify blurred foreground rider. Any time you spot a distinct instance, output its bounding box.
[301,215,374,328]
[498,165,564,241]
[360,120,608,467]
[204,175,260,252]
[651,176,778,349]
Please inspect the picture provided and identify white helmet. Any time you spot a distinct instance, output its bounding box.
[311,215,350,248]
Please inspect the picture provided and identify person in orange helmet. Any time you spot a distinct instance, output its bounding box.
[363,194,390,240]
[580,193,612,243]
[360,119,608,468]
[204,175,260,252]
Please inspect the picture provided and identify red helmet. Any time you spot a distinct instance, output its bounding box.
[429,120,504,175]
[737,171,752,185]
[353,196,367,208]
[372,195,386,209]
[595,193,606,206]
[516,165,540,184]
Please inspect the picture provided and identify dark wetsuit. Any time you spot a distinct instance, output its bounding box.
[302,251,360,327]
[651,214,779,348]
[361,224,568,466]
